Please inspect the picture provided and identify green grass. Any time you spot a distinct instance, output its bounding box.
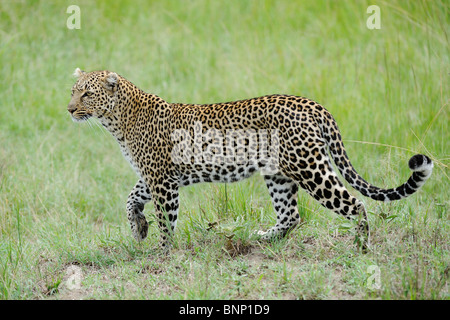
[0,0,448,300]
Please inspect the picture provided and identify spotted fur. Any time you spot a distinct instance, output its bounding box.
[67,69,433,251]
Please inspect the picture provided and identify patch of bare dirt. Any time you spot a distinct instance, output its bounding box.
[57,264,92,300]
[223,238,253,257]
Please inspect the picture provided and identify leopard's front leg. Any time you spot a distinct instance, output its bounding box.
[126,178,152,242]
[149,176,180,249]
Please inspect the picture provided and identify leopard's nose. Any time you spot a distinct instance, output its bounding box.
[67,103,77,114]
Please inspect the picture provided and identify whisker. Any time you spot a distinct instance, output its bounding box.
[86,117,95,132]
[93,118,108,136]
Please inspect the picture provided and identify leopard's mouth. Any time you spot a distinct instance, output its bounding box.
[70,111,93,122]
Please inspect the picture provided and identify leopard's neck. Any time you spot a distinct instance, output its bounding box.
[96,82,152,143]
[96,87,171,174]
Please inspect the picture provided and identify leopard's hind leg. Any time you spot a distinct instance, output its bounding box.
[284,145,370,251]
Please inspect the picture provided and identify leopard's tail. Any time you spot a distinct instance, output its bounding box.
[319,109,433,202]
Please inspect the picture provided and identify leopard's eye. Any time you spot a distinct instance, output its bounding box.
[84,91,94,97]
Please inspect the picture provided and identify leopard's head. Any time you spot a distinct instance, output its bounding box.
[68,68,119,122]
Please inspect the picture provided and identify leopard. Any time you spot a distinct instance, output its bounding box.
[67,68,433,251]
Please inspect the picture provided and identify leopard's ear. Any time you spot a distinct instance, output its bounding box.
[73,68,85,78]
[102,72,118,92]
